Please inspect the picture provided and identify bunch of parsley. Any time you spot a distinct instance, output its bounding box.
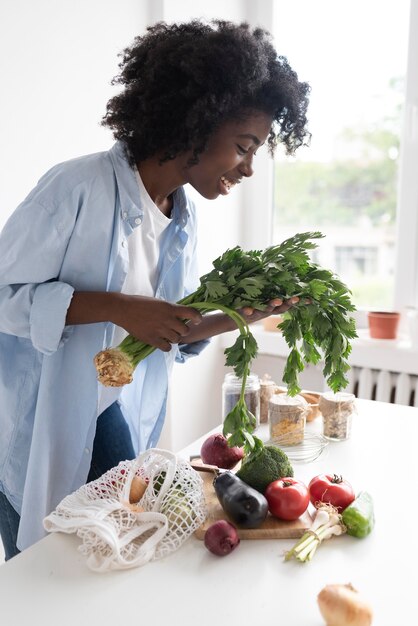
[95,232,357,453]
[180,231,357,450]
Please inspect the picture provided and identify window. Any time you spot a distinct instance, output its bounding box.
[272,0,410,310]
[335,247,378,277]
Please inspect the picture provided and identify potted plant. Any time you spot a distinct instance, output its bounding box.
[367,311,400,339]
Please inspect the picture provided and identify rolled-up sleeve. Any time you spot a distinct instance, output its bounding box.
[30,282,74,354]
[0,193,77,354]
[175,338,210,363]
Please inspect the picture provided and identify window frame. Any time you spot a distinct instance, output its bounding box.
[393,0,418,311]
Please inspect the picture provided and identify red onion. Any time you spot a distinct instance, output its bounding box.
[200,433,244,469]
[204,520,240,556]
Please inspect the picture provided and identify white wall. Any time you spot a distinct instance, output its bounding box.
[0,0,149,227]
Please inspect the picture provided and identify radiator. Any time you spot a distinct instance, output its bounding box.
[346,366,418,407]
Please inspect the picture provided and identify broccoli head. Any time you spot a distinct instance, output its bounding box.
[236,445,294,493]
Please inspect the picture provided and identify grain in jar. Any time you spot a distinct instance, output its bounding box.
[222,373,260,426]
[268,393,308,445]
[319,392,355,440]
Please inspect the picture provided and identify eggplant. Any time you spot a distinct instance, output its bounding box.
[214,471,268,529]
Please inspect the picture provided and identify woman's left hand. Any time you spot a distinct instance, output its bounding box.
[239,297,300,324]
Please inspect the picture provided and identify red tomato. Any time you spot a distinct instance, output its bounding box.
[264,478,309,521]
[308,473,355,511]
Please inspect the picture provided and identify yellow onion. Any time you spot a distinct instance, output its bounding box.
[317,583,373,626]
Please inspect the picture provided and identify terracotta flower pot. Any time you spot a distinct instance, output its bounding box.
[367,311,400,339]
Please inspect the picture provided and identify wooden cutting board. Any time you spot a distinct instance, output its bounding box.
[194,464,312,540]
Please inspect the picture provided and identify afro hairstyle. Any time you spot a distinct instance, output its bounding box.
[102,19,310,166]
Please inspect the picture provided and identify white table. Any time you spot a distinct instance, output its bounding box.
[0,399,417,626]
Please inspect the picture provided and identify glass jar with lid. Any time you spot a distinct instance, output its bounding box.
[268,393,308,445]
[319,392,355,441]
[222,372,260,427]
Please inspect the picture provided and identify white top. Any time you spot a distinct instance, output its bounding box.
[98,168,171,414]
[1,398,417,626]
[112,167,171,345]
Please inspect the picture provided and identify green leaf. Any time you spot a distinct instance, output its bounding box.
[203,280,229,300]
[301,338,322,364]
[237,277,264,299]
[223,403,245,437]
[243,434,264,456]
[224,332,257,378]
[327,369,350,392]
[307,278,328,299]
[225,265,242,286]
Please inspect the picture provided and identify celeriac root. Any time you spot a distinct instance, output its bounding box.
[94,348,134,386]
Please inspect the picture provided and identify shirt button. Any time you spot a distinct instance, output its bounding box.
[84,448,90,455]
[122,211,128,219]
[135,216,143,225]
[121,239,127,248]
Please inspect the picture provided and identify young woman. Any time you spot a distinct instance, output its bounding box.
[0,19,310,559]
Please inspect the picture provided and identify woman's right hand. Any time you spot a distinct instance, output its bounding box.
[112,294,203,351]
[66,291,202,352]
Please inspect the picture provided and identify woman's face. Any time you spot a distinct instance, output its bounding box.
[184,111,273,199]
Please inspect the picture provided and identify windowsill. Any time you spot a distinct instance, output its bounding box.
[220,324,418,376]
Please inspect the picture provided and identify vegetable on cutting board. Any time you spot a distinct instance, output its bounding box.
[236,444,294,493]
[308,473,355,512]
[213,471,268,529]
[200,433,244,469]
[342,492,375,538]
[317,583,373,626]
[265,478,309,521]
[204,520,240,556]
[285,503,346,563]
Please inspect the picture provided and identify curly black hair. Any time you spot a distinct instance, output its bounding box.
[102,19,310,166]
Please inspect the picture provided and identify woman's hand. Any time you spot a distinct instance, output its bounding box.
[239,297,300,324]
[66,291,202,352]
[112,294,203,351]
[174,297,304,346]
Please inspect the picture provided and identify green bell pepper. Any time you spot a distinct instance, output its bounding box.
[342,491,375,538]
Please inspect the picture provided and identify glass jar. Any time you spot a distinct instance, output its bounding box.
[268,393,308,445]
[222,372,260,427]
[259,375,278,424]
[319,392,355,441]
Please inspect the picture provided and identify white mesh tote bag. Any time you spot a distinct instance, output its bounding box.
[44,448,206,572]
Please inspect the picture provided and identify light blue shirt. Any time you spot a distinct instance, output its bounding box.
[0,141,208,550]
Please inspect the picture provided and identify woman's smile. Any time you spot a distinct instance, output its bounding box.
[219,174,242,195]
[184,110,273,200]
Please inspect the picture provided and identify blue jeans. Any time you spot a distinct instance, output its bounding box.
[0,402,135,561]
